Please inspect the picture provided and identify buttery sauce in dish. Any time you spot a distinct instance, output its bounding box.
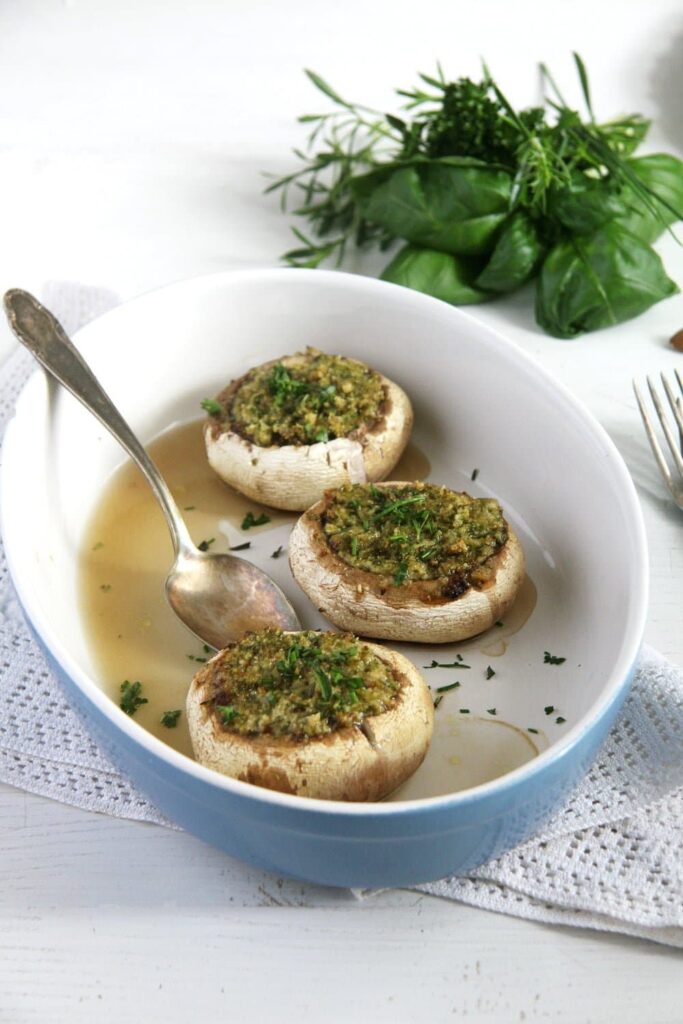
[79,419,541,797]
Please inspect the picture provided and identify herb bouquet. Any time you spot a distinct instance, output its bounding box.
[269,56,683,338]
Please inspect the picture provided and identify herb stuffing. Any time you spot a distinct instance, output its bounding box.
[321,482,507,594]
[270,56,683,338]
[203,629,400,739]
[225,349,385,447]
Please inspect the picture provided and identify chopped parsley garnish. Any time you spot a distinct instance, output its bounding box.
[433,695,444,709]
[230,351,385,447]
[527,727,539,734]
[208,629,398,738]
[495,620,504,628]
[161,709,182,728]
[187,653,208,663]
[201,398,223,415]
[436,681,461,693]
[271,545,284,559]
[241,511,271,530]
[99,583,112,592]
[119,680,147,716]
[459,708,470,714]
[485,666,495,679]
[424,659,470,670]
[217,704,238,724]
[471,468,479,481]
[92,541,104,551]
[184,505,196,511]
[393,562,408,586]
[556,716,567,725]
[230,541,251,551]
[198,537,215,551]
[543,651,566,665]
[544,705,555,715]
[322,482,507,593]
[486,708,497,715]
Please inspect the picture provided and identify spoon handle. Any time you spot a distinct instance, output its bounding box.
[3,288,195,558]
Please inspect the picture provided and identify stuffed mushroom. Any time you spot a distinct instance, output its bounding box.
[186,628,433,801]
[203,349,413,511]
[289,481,525,643]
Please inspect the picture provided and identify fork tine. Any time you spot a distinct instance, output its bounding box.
[633,381,679,500]
[676,368,683,397]
[660,372,683,441]
[646,376,683,477]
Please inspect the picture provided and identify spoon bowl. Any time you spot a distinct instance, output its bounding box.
[3,288,301,649]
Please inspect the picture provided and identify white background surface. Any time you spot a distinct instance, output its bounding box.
[1,1,682,1021]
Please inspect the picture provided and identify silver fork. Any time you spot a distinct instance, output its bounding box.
[633,369,683,510]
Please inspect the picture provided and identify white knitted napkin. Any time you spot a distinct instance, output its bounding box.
[1,283,681,948]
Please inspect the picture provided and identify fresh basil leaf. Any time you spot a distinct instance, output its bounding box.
[535,223,678,338]
[359,162,512,256]
[615,154,683,243]
[475,213,542,292]
[550,178,626,234]
[381,245,493,305]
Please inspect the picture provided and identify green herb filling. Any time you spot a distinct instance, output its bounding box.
[228,350,385,447]
[321,482,507,596]
[207,629,399,739]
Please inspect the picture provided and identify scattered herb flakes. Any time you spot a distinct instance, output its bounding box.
[203,644,213,654]
[184,505,196,511]
[527,727,539,734]
[424,659,470,669]
[433,695,444,709]
[556,716,567,725]
[99,583,112,592]
[187,653,208,663]
[161,709,182,728]
[544,651,566,665]
[91,541,104,551]
[119,680,147,716]
[217,704,238,724]
[544,705,555,716]
[230,541,251,551]
[271,545,285,559]
[486,708,497,715]
[201,398,222,415]
[471,468,480,481]
[198,538,215,552]
[241,511,271,530]
[495,621,504,628]
[436,681,461,693]
[485,666,495,679]
[459,708,470,714]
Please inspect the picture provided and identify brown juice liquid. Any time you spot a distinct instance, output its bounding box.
[79,419,291,758]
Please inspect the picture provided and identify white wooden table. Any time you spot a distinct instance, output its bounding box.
[1,2,682,1020]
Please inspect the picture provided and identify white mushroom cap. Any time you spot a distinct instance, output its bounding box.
[289,485,525,643]
[203,356,413,511]
[186,639,434,802]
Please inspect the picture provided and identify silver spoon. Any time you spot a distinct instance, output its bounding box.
[3,289,301,648]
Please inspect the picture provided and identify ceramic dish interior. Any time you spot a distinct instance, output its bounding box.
[0,269,648,887]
